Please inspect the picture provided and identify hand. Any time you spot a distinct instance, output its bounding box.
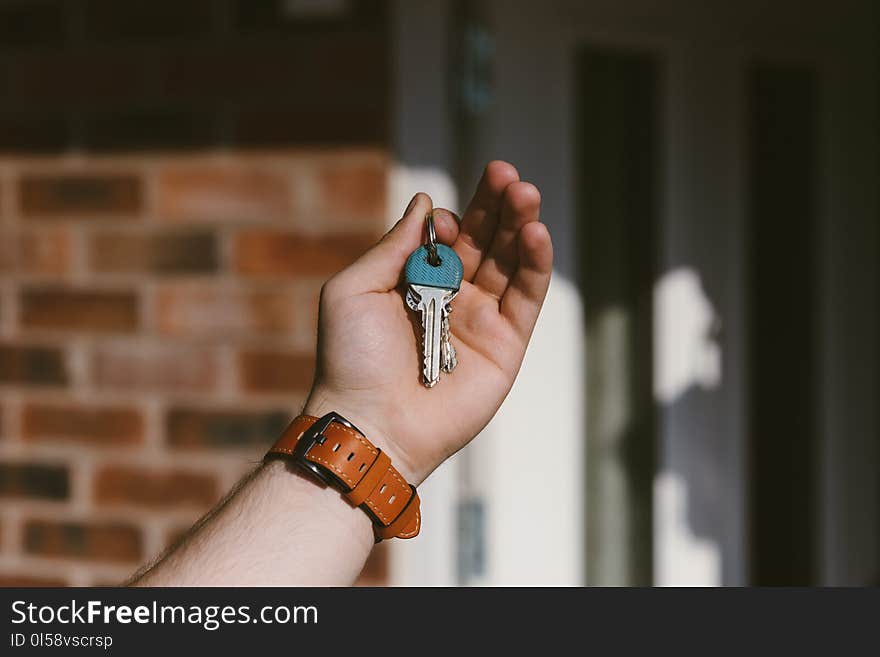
[304,161,553,484]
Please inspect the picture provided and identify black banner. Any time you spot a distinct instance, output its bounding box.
[0,587,876,654]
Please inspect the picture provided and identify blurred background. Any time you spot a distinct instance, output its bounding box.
[0,0,876,587]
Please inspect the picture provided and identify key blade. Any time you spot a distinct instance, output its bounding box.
[422,294,443,386]
[412,285,452,387]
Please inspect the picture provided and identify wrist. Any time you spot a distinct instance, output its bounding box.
[260,458,375,553]
[303,386,426,485]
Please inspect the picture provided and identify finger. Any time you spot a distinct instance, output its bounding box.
[500,221,553,338]
[473,181,541,298]
[453,160,520,280]
[431,208,461,245]
[331,192,433,294]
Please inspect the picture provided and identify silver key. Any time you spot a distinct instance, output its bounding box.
[440,304,457,373]
[403,212,464,387]
[407,285,457,387]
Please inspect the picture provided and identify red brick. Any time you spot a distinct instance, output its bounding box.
[91,343,218,392]
[0,228,73,276]
[157,166,291,222]
[23,519,141,563]
[239,350,315,393]
[22,403,143,446]
[234,230,374,277]
[166,407,290,449]
[90,230,218,274]
[315,160,386,219]
[0,573,67,586]
[0,462,69,500]
[20,288,139,333]
[94,465,218,508]
[19,173,142,218]
[155,285,298,338]
[0,344,68,386]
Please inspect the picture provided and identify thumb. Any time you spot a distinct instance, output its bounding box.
[332,192,434,294]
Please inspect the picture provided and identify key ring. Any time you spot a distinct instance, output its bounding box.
[425,212,441,266]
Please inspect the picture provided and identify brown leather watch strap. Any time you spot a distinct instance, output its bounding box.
[265,414,420,541]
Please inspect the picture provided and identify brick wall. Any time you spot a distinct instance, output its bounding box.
[0,150,390,586]
[0,0,392,586]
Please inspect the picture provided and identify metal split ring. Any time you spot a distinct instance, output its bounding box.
[425,212,441,266]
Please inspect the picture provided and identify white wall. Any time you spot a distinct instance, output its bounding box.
[392,0,879,586]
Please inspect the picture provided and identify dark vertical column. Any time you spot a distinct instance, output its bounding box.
[748,64,818,585]
[577,47,658,586]
[449,0,493,585]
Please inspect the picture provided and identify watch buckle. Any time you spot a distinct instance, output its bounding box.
[292,411,362,487]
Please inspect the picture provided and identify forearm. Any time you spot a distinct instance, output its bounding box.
[131,390,415,588]
[129,460,374,586]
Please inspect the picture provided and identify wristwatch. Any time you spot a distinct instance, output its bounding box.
[264,412,421,541]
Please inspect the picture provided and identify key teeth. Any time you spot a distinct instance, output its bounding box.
[423,353,438,387]
[441,351,457,374]
[440,311,457,374]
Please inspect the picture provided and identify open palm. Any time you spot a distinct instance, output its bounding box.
[303,161,553,484]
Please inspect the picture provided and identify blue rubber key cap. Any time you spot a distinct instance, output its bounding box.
[404,244,463,290]
[404,243,463,387]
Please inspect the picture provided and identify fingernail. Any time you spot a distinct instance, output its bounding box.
[403,194,418,217]
[435,209,459,226]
